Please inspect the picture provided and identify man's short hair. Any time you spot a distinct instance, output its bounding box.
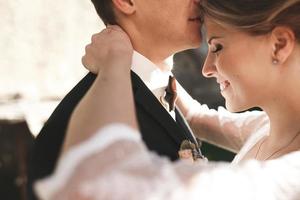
[91,0,117,25]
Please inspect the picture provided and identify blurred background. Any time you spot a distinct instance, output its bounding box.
[0,1,233,199]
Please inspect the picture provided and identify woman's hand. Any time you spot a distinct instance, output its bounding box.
[82,25,133,74]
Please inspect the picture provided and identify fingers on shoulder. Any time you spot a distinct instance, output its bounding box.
[82,44,97,72]
[82,54,97,74]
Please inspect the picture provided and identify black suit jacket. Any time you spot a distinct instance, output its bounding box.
[28,71,197,199]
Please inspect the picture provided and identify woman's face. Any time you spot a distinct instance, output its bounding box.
[202,18,274,112]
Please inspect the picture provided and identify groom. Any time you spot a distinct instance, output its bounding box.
[28,0,202,197]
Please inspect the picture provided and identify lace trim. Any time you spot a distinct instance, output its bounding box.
[232,123,269,164]
[34,123,140,199]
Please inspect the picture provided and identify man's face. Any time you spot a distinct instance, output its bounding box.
[133,0,202,54]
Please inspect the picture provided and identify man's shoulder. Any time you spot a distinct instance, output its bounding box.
[30,73,98,180]
[40,72,96,130]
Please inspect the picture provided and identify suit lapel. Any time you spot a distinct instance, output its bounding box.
[131,71,185,145]
[175,107,197,143]
[175,107,204,157]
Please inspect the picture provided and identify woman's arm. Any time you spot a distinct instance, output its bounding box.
[176,81,269,153]
[62,26,137,154]
[36,125,300,200]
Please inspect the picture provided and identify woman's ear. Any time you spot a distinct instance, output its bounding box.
[271,26,295,64]
[112,0,136,15]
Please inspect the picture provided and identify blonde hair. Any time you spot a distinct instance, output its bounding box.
[200,0,300,41]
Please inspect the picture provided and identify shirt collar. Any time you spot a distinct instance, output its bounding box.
[131,51,173,91]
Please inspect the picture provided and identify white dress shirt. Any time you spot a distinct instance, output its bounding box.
[131,51,176,120]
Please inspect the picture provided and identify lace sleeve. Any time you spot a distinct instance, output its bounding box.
[186,99,270,153]
[34,124,300,200]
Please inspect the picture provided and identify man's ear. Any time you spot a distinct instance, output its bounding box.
[271,26,295,64]
[112,0,136,15]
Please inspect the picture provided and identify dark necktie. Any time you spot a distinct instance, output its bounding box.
[164,75,177,112]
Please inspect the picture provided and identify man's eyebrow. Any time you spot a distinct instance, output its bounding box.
[207,36,222,44]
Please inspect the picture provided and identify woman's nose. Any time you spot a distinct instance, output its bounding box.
[202,56,217,78]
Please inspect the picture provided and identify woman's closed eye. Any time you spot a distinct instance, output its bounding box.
[210,44,223,53]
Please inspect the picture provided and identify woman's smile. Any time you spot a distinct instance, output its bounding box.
[219,80,230,92]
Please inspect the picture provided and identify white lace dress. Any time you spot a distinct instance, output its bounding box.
[35,124,300,200]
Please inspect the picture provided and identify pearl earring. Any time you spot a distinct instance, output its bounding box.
[272,59,279,65]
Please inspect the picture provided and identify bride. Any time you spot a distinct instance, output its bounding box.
[35,0,300,199]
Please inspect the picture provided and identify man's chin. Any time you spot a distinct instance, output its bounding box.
[189,35,202,48]
[192,42,202,48]
[187,41,202,50]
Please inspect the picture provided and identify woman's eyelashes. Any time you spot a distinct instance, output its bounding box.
[210,43,223,53]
